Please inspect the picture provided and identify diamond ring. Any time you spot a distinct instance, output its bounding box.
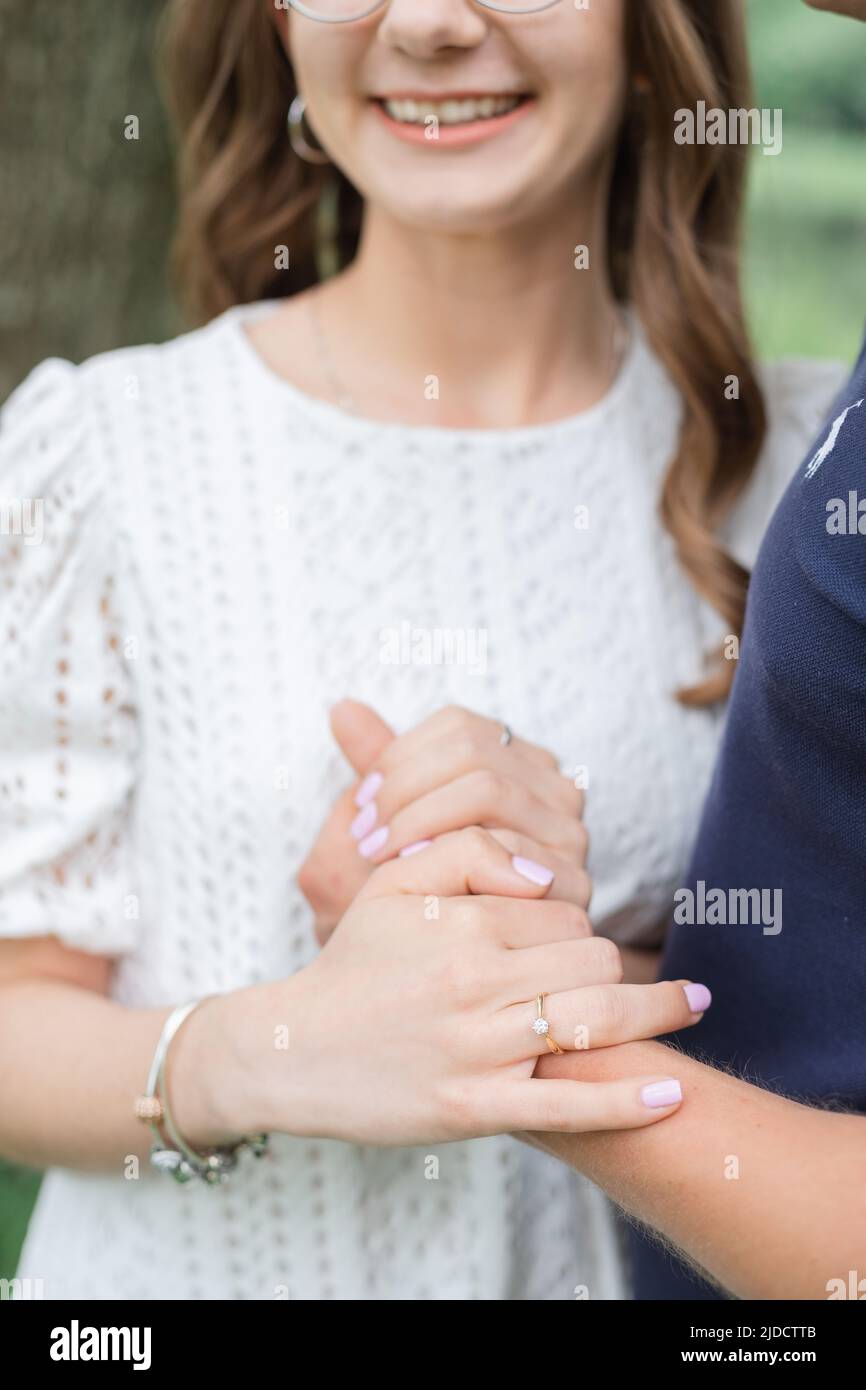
[500,723,513,747]
[532,993,564,1054]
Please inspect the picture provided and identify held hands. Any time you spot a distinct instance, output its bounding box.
[298,699,591,944]
[252,828,704,1148]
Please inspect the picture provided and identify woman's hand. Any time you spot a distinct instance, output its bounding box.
[298,699,590,945]
[215,829,706,1149]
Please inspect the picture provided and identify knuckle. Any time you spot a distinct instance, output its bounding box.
[437,943,487,1005]
[536,1094,572,1133]
[460,824,493,858]
[588,985,630,1036]
[489,827,521,855]
[441,703,471,731]
[578,869,593,911]
[435,1079,480,1137]
[296,857,323,906]
[590,935,624,982]
[467,766,505,807]
[560,902,592,938]
[452,731,484,770]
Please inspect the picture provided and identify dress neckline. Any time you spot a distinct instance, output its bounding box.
[219,296,646,448]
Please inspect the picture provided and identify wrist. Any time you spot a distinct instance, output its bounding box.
[168,985,276,1147]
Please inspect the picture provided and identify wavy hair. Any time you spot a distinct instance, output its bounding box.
[161,0,766,705]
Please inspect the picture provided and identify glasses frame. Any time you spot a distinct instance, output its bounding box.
[287,0,563,23]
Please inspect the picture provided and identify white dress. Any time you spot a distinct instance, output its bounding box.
[0,300,844,1300]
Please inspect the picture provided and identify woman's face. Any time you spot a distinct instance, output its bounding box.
[280,0,628,234]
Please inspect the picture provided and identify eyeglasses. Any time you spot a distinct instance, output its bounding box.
[287,0,563,23]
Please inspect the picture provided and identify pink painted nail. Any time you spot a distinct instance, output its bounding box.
[641,1079,682,1109]
[683,983,712,1014]
[359,825,389,859]
[355,772,383,808]
[400,840,433,857]
[350,802,378,840]
[512,856,555,888]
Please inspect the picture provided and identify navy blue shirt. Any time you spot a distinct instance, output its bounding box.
[631,335,866,1300]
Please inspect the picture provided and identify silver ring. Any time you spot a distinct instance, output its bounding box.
[499,723,513,747]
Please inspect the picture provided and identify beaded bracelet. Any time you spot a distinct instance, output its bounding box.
[135,997,269,1185]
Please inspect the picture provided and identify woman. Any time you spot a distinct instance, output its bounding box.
[0,0,843,1300]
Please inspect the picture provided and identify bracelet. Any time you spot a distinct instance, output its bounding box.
[136,997,269,1185]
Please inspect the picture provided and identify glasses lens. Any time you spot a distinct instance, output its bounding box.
[291,0,562,18]
[478,0,562,11]
[289,0,384,21]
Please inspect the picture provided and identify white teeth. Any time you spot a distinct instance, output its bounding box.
[382,95,523,126]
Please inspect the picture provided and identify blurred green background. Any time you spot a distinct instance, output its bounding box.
[1,0,865,1283]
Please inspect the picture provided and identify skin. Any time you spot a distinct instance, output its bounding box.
[300,701,663,985]
[0,1,688,1177]
[522,0,866,1306]
[0,828,704,1170]
[804,0,866,18]
[292,0,866,1300]
[251,0,630,429]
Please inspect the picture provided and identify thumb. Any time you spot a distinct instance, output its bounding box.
[330,698,395,776]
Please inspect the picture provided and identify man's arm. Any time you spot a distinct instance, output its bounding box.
[531,1041,866,1300]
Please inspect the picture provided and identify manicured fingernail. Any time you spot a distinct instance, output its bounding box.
[641,1079,682,1109]
[350,802,378,840]
[355,772,383,808]
[512,856,555,888]
[400,840,432,857]
[359,825,389,859]
[683,983,712,1014]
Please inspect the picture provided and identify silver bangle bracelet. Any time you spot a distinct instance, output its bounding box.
[140,997,269,1185]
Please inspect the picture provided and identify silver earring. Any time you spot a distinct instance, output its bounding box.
[288,95,330,166]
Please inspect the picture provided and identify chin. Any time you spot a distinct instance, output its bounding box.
[376,186,542,237]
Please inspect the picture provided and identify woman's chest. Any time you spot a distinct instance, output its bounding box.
[122,437,724,946]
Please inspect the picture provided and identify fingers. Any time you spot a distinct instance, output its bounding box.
[355,826,560,904]
[479,896,593,949]
[463,1074,684,1138]
[356,770,586,865]
[488,830,592,910]
[503,934,624,1000]
[330,700,395,777]
[369,741,580,826]
[493,979,711,1060]
[367,705,572,784]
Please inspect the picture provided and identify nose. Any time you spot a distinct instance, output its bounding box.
[378,0,488,59]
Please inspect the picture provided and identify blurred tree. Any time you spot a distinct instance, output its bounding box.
[0,0,178,399]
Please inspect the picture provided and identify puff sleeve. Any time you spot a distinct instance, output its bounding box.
[0,358,139,956]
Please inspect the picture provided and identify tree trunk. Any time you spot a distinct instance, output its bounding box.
[0,0,178,400]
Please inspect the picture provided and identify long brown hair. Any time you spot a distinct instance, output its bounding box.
[161,0,766,706]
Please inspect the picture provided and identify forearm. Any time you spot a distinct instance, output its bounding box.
[0,981,256,1172]
[532,1041,866,1299]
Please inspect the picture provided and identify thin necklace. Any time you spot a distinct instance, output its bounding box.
[309,291,631,424]
[308,294,359,414]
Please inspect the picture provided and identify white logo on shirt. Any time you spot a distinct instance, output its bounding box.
[805,399,863,479]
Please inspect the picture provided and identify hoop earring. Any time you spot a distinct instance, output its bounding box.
[288,95,331,166]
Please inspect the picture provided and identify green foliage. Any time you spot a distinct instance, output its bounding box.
[744,0,866,360]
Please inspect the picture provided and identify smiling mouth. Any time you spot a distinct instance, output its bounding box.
[374,93,532,127]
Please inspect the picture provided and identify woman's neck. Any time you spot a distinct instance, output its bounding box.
[317,183,623,430]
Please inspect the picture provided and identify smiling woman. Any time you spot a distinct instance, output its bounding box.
[0,0,849,1304]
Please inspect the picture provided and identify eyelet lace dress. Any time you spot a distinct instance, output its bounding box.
[0,301,844,1300]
